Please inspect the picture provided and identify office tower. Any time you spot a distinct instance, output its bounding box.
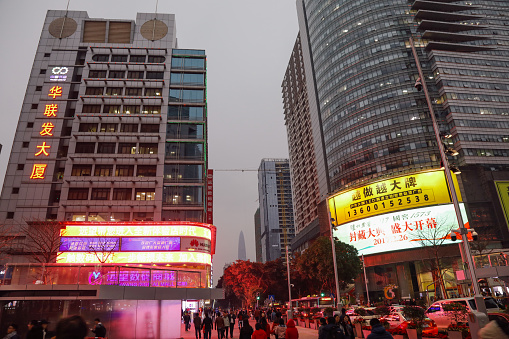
[287,0,509,300]
[0,10,210,265]
[238,230,247,261]
[254,208,263,262]
[257,159,295,262]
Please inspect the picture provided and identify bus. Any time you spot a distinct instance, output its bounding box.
[289,296,335,309]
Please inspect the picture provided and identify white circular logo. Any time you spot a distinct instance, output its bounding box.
[52,67,69,75]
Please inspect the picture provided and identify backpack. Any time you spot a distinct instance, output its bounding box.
[325,326,344,339]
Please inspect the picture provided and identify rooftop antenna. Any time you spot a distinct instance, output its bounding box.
[152,0,159,41]
[59,0,72,39]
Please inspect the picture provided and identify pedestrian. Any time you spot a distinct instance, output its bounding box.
[54,315,88,339]
[260,318,270,339]
[40,320,54,339]
[91,318,106,338]
[202,313,213,339]
[2,324,20,339]
[479,318,509,339]
[254,309,261,323]
[240,319,253,339]
[184,312,192,332]
[322,317,344,339]
[194,313,202,339]
[318,318,327,339]
[273,318,286,339]
[366,319,393,339]
[26,320,43,339]
[285,319,299,339]
[215,312,225,339]
[252,323,267,339]
[223,312,230,339]
[238,311,244,330]
[228,311,236,338]
[342,316,354,339]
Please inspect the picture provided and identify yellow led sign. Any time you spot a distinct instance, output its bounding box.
[60,225,212,240]
[57,251,212,265]
[495,181,509,228]
[328,170,461,226]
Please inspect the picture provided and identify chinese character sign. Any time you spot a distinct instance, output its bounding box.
[206,169,213,224]
[329,170,463,226]
[57,251,212,265]
[333,203,469,255]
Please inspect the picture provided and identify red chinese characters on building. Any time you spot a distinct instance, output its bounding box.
[206,169,213,224]
[30,86,61,180]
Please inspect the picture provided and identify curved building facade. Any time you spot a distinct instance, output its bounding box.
[297,0,441,193]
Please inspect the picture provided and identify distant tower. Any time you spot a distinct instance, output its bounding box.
[238,231,247,261]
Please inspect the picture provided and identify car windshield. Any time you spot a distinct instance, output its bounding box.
[468,298,499,310]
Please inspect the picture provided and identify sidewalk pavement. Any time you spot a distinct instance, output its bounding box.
[180,321,318,339]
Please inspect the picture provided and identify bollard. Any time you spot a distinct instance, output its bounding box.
[468,311,489,339]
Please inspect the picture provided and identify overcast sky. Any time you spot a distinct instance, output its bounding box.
[0,1,298,284]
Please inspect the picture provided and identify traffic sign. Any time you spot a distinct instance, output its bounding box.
[268,295,275,301]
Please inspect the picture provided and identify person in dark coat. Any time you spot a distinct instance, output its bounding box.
[55,316,87,339]
[215,312,225,339]
[91,318,106,338]
[239,319,254,339]
[40,320,54,339]
[202,313,213,339]
[26,320,43,339]
[3,324,20,339]
[366,319,393,339]
[194,313,202,339]
[184,312,192,331]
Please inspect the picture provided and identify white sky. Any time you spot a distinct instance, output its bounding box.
[0,0,298,285]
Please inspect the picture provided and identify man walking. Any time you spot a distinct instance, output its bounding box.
[193,313,202,339]
[202,313,213,339]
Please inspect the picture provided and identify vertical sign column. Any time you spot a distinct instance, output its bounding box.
[206,169,213,224]
[29,85,62,180]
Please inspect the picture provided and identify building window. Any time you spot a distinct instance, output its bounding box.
[44,53,51,57]
[105,87,123,96]
[78,123,98,132]
[100,123,117,132]
[112,188,132,200]
[12,188,19,194]
[146,71,164,79]
[91,188,110,200]
[85,87,103,95]
[121,124,138,133]
[27,122,34,128]
[115,165,134,176]
[68,188,89,200]
[125,88,142,96]
[40,69,46,74]
[141,105,161,114]
[169,89,204,103]
[118,143,136,154]
[97,143,116,154]
[137,165,157,177]
[103,105,121,114]
[168,106,204,120]
[111,55,128,62]
[145,88,162,96]
[167,123,204,139]
[75,142,95,153]
[94,165,113,176]
[122,105,140,114]
[170,73,205,86]
[17,164,24,170]
[171,57,205,70]
[140,124,159,133]
[82,105,102,113]
[71,165,92,176]
[136,189,155,201]
[89,70,107,78]
[31,104,38,109]
[36,86,42,92]
[138,143,158,154]
[111,212,130,221]
[92,54,109,62]
[6,212,14,219]
[133,212,154,221]
[127,71,144,79]
[162,186,203,205]
[22,142,29,148]
[165,142,204,160]
[148,56,166,63]
[130,55,145,63]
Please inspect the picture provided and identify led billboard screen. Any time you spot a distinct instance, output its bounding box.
[121,237,180,251]
[333,203,468,255]
[59,237,120,252]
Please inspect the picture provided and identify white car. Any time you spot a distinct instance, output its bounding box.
[425,297,500,329]
[381,312,406,328]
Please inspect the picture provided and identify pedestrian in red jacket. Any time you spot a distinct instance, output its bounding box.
[285,319,299,339]
[252,323,268,339]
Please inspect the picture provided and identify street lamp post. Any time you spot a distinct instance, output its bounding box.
[286,245,293,319]
[328,211,342,312]
[408,37,486,313]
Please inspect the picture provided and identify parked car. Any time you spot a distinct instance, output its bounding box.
[347,307,378,323]
[380,312,406,328]
[425,297,500,329]
[391,318,438,336]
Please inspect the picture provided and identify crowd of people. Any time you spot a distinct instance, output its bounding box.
[182,308,299,339]
[2,317,106,339]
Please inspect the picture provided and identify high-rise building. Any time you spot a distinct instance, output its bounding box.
[257,159,295,262]
[0,10,213,275]
[254,207,263,262]
[286,0,509,300]
[238,230,247,261]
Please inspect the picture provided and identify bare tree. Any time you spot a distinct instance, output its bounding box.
[0,224,21,263]
[87,238,119,264]
[19,219,63,264]
[414,212,458,300]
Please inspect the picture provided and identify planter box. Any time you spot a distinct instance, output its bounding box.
[362,330,371,339]
[406,328,419,339]
[448,331,463,339]
[355,323,363,337]
[393,335,404,339]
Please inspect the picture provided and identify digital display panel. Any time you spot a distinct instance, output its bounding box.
[333,203,469,256]
[59,237,120,252]
[328,170,462,226]
[57,251,212,265]
[495,181,509,228]
[121,237,181,251]
[60,224,212,240]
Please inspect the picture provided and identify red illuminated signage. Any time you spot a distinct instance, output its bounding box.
[29,164,47,179]
[48,86,62,99]
[40,122,54,136]
[35,142,50,156]
[43,104,59,117]
[206,169,213,224]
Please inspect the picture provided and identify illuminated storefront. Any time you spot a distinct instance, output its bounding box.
[57,222,216,288]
